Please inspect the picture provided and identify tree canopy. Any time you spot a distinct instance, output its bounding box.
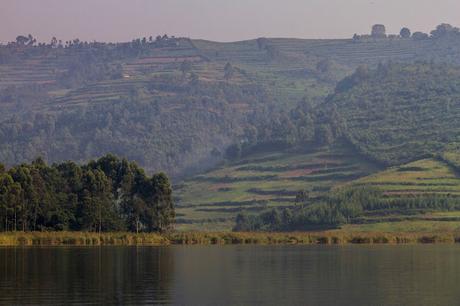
[0,155,174,232]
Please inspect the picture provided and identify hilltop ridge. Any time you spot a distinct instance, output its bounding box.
[1,23,460,179]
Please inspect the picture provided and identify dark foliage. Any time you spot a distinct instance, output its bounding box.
[0,76,270,177]
[234,186,460,232]
[0,155,174,232]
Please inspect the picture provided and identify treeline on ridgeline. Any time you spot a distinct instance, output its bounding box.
[1,33,184,64]
[0,34,188,90]
[234,187,460,232]
[353,23,460,41]
[0,155,174,233]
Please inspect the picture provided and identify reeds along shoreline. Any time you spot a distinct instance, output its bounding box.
[1,231,460,246]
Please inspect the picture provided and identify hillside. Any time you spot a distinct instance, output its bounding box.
[327,63,460,166]
[0,76,270,178]
[0,36,332,177]
[2,29,460,177]
[180,61,460,231]
[353,158,460,197]
[175,143,380,230]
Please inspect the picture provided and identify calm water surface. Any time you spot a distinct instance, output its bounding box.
[1,245,460,305]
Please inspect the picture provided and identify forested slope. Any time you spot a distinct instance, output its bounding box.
[0,77,269,177]
[327,63,460,166]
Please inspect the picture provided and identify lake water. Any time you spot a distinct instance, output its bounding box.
[1,245,460,305]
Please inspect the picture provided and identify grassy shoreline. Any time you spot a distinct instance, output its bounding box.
[1,230,460,246]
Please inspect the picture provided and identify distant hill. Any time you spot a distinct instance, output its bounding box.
[2,26,460,178]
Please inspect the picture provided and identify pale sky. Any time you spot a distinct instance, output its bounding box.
[1,0,459,43]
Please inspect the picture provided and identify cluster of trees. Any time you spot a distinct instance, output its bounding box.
[225,97,344,160]
[234,187,375,231]
[234,187,460,232]
[0,155,174,232]
[353,23,460,41]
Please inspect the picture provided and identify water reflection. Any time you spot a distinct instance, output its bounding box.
[171,245,460,306]
[1,245,460,305]
[0,247,174,305]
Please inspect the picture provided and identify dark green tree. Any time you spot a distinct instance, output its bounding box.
[400,27,411,38]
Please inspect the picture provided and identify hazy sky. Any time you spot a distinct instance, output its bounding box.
[1,0,459,43]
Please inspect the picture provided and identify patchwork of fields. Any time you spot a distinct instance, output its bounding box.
[175,150,460,231]
[175,144,380,230]
[3,35,460,232]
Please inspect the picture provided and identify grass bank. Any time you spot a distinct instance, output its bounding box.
[1,230,460,246]
[0,232,169,246]
[168,231,460,245]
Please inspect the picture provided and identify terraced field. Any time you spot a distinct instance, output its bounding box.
[175,144,380,231]
[5,36,460,119]
[12,36,460,113]
[352,159,460,197]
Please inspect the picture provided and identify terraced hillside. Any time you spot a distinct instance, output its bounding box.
[0,77,271,177]
[352,159,460,197]
[266,36,460,67]
[328,157,460,230]
[3,30,460,178]
[175,144,380,230]
[0,37,333,177]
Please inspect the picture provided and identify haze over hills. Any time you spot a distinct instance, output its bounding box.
[1,23,460,230]
[1,24,460,176]
[4,3,460,304]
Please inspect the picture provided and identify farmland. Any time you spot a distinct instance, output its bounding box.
[175,143,380,230]
[352,158,460,197]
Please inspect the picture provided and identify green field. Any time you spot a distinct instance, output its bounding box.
[175,144,380,230]
[181,155,460,232]
[352,158,460,196]
[343,220,460,233]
